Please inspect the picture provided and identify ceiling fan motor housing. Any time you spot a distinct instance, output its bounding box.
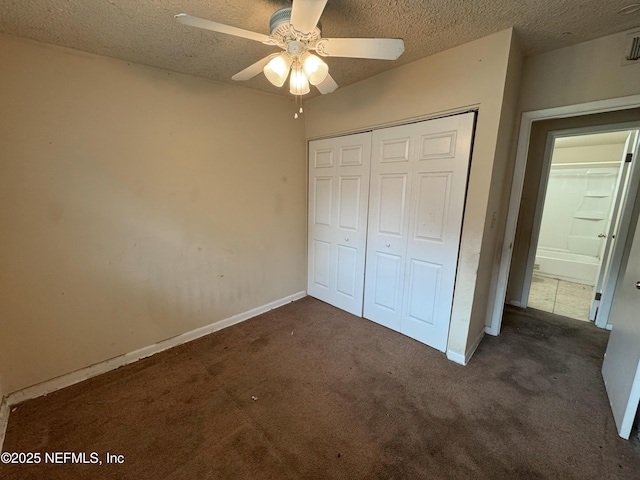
[269,7,321,46]
[269,7,293,33]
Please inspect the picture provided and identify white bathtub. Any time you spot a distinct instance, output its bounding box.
[534,247,599,286]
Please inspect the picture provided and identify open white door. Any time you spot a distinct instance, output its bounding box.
[596,131,640,328]
[307,132,372,316]
[602,207,640,439]
[590,132,637,321]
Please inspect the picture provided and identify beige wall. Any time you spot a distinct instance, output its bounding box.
[507,27,640,305]
[519,29,640,112]
[469,32,523,348]
[552,143,627,165]
[305,29,521,358]
[0,34,307,394]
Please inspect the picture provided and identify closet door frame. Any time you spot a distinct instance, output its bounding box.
[307,110,476,353]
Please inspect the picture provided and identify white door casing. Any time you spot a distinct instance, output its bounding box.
[307,132,372,316]
[363,113,475,352]
[488,95,640,337]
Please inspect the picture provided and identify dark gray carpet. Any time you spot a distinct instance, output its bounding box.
[1,297,639,479]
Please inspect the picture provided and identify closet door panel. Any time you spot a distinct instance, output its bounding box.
[414,172,451,242]
[311,240,332,290]
[313,177,333,226]
[364,112,475,352]
[378,174,408,235]
[308,133,372,316]
[336,244,358,298]
[363,128,414,329]
[400,113,475,351]
[338,176,361,230]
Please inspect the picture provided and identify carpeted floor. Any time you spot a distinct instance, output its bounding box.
[1,297,639,479]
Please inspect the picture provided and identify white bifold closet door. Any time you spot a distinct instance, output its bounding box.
[363,113,475,352]
[307,132,372,316]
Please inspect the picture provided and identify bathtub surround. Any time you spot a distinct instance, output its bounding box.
[533,131,630,287]
[533,248,602,286]
[535,165,621,286]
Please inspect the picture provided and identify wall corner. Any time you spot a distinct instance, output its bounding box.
[0,373,8,452]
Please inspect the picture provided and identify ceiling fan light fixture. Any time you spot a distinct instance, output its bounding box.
[301,52,329,85]
[289,61,310,95]
[176,0,406,98]
[264,53,292,87]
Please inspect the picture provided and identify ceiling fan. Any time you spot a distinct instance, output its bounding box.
[175,0,405,97]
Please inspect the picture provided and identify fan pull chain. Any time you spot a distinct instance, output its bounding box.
[294,96,304,119]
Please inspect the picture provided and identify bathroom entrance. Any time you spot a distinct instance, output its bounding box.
[525,127,640,324]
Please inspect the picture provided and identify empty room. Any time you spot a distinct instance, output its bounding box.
[1,0,640,478]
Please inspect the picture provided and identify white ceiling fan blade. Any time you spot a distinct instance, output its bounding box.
[232,54,277,81]
[175,14,272,44]
[316,38,405,60]
[290,0,328,33]
[315,73,338,94]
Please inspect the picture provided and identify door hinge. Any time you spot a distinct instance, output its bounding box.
[595,292,602,301]
[626,153,633,163]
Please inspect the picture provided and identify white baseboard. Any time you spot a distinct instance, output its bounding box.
[446,330,486,366]
[485,325,499,336]
[0,397,9,452]
[446,349,466,365]
[4,291,307,410]
[465,330,485,363]
[507,300,522,308]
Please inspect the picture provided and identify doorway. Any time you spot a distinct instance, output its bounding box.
[487,98,640,441]
[488,101,640,338]
[526,129,637,322]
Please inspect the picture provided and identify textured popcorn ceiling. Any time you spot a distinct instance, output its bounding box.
[1,0,639,97]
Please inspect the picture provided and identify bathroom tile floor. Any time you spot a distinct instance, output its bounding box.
[528,274,594,322]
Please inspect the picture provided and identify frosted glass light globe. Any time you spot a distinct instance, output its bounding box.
[301,52,329,85]
[289,62,310,95]
[264,53,292,87]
